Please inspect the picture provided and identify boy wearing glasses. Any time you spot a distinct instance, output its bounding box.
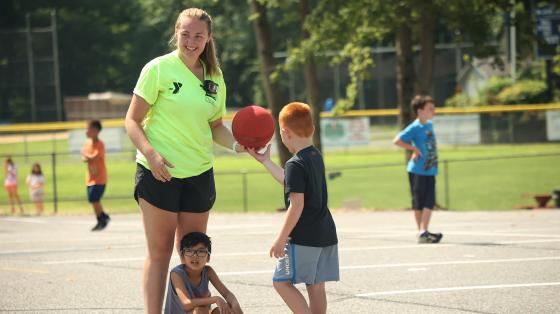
[247,102,339,314]
[165,232,242,314]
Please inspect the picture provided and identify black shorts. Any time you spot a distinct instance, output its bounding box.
[87,185,105,203]
[408,172,435,210]
[134,163,216,213]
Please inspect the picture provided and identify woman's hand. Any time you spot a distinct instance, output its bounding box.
[145,149,174,182]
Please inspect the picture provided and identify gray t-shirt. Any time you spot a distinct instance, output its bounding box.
[164,264,210,314]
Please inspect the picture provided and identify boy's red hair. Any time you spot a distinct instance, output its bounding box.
[279,102,314,137]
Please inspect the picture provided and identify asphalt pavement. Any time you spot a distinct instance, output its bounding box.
[1,210,559,313]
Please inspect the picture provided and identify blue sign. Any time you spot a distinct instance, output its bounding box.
[535,4,560,59]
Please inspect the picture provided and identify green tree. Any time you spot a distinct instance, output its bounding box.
[250,0,292,165]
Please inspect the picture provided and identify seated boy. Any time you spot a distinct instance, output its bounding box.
[247,102,339,313]
[165,232,243,314]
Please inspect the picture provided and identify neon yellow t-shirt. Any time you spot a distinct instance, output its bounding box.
[133,50,226,178]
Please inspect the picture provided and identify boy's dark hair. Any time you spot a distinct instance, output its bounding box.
[89,120,102,131]
[410,95,434,116]
[180,232,212,254]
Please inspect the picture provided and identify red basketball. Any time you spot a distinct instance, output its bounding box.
[232,105,275,149]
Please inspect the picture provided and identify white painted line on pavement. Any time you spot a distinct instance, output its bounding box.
[0,267,49,274]
[443,231,560,238]
[2,244,144,256]
[208,224,274,230]
[355,281,560,297]
[0,217,47,224]
[36,239,560,264]
[340,256,560,270]
[217,256,560,277]
[406,267,427,272]
[43,257,145,264]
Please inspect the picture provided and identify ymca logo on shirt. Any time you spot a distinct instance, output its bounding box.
[169,82,182,94]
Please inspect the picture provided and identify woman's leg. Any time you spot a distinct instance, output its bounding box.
[139,198,177,314]
[176,211,210,251]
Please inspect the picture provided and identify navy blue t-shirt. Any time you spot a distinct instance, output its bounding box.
[284,145,337,247]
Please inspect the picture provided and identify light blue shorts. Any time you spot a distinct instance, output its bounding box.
[273,242,339,285]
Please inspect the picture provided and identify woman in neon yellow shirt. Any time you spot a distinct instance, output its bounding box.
[125,8,243,314]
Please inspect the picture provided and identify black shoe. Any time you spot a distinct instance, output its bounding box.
[431,232,443,243]
[418,231,442,244]
[91,213,110,231]
[91,221,102,231]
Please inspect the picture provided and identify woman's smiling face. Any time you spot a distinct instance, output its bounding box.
[176,17,209,61]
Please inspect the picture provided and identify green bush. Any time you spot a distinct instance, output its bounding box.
[444,92,472,107]
[496,80,548,104]
[479,76,514,105]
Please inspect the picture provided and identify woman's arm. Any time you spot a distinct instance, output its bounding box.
[210,119,245,153]
[125,95,173,182]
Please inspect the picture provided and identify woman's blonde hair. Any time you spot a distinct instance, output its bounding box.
[170,8,220,76]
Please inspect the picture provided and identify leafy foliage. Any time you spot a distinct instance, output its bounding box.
[496,80,548,104]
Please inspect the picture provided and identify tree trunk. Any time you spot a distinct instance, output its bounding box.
[416,10,436,94]
[396,22,415,162]
[250,0,291,165]
[298,0,322,152]
[396,25,415,130]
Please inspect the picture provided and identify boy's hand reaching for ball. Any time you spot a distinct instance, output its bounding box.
[246,144,271,163]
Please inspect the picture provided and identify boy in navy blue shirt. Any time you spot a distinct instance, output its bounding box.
[393,95,443,244]
[247,102,339,314]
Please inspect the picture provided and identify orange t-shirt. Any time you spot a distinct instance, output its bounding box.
[82,139,107,186]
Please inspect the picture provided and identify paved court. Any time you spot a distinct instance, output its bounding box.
[1,210,559,313]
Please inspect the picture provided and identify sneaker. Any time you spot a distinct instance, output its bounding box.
[418,231,443,244]
[91,221,102,231]
[91,213,110,231]
[431,232,443,243]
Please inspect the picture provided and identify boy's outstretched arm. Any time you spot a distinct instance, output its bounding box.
[270,192,304,258]
[170,272,231,313]
[246,145,284,184]
[208,266,243,314]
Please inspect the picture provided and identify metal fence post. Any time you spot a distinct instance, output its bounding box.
[241,169,248,213]
[444,159,450,210]
[51,152,58,213]
[24,134,29,163]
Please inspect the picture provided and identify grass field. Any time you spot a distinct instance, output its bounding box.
[1,138,559,214]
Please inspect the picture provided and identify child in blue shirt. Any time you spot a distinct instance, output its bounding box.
[393,95,443,244]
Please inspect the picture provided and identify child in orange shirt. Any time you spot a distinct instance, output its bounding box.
[81,120,110,231]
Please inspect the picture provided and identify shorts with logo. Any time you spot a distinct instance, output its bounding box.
[134,163,216,213]
[408,172,436,210]
[273,241,339,285]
